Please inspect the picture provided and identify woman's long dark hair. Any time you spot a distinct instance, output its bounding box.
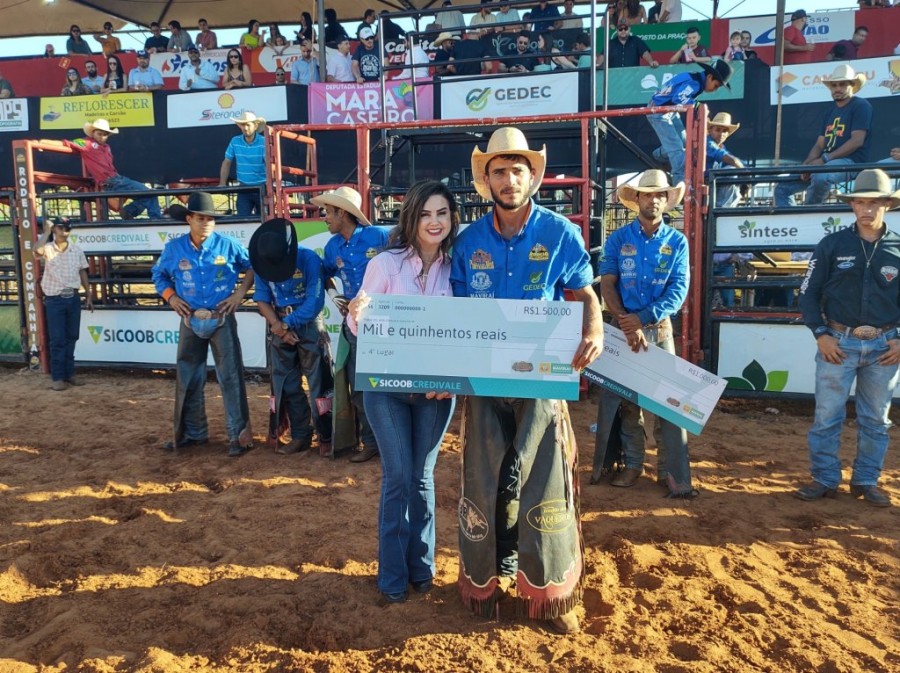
[300,12,315,41]
[387,180,460,261]
[227,49,245,70]
[104,55,124,88]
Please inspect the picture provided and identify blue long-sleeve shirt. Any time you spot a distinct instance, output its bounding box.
[252,247,325,327]
[322,225,391,300]
[648,71,704,108]
[598,218,689,325]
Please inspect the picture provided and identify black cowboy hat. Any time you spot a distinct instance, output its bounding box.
[167,191,218,222]
[698,59,733,90]
[248,218,298,283]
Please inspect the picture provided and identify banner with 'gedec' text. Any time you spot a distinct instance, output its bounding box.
[307,81,434,124]
[440,71,579,121]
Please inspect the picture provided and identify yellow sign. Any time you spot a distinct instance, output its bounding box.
[39,93,155,130]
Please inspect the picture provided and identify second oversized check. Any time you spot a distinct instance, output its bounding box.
[355,295,584,400]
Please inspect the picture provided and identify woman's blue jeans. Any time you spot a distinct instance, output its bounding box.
[364,391,454,594]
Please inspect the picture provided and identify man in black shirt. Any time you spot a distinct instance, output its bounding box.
[796,169,900,507]
[501,31,538,72]
[601,20,659,68]
[452,31,489,77]
[431,32,458,76]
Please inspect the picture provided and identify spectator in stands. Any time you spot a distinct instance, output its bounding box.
[648,0,663,23]
[357,9,378,39]
[470,5,497,36]
[740,31,759,59]
[379,11,406,42]
[500,31,539,72]
[601,20,658,68]
[35,217,93,391]
[571,32,594,68]
[858,0,890,7]
[533,32,566,71]
[167,20,194,52]
[670,26,712,64]
[353,27,381,83]
[325,8,351,46]
[436,0,466,34]
[61,67,90,96]
[93,22,121,57]
[432,32,458,75]
[559,0,583,28]
[618,0,646,25]
[291,40,320,84]
[222,49,253,89]
[128,51,164,91]
[326,38,355,82]
[144,22,169,54]
[775,65,872,208]
[196,19,218,50]
[266,23,291,49]
[220,112,267,217]
[152,191,255,458]
[0,70,13,99]
[44,44,55,58]
[452,29,489,76]
[496,1,522,31]
[101,55,125,94]
[240,19,265,49]
[399,35,431,80]
[784,9,815,64]
[297,12,316,43]
[531,0,562,32]
[723,31,745,61]
[178,47,219,90]
[67,25,92,56]
[270,34,292,56]
[827,26,867,61]
[58,119,162,219]
[706,112,745,208]
[82,60,104,94]
[274,67,287,84]
[658,0,681,23]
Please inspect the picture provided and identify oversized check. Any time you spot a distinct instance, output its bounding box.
[355,295,584,400]
[582,325,726,435]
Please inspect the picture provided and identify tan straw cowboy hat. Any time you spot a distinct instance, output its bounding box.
[821,64,866,93]
[432,31,460,48]
[83,118,119,136]
[836,169,900,210]
[233,111,266,127]
[471,127,547,201]
[707,112,740,133]
[310,186,371,225]
[617,169,685,213]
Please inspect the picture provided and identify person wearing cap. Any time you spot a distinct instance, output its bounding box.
[127,51,164,92]
[54,119,162,220]
[167,20,195,53]
[774,65,873,208]
[219,112,267,218]
[313,186,389,463]
[601,21,658,69]
[449,127,603,635]
[290,40,320,85]
[34,217,93,391]
[249,219,333,456]
[178,46,219,91]
[594,170,695,498]
[795,169,900,508]
[152,192,255,458]
[352,27,381,83]
[646,59,733,187]
[784,10,815,64]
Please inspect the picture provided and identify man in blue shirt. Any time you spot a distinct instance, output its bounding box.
[530,0,562,32]
[314,186,389,463]
[594,170,695,498]
[127,51,164,91]
[450,127,603,636]
[81,60,104,94]
[250,218,333,456]
[775,65,873,208]
[290,40,320,85]
[152,192,255,457]
[647,59,732,186]
[219,112,267,217]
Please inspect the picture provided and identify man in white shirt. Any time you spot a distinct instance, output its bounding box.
[178,47,219,90]
[470,6,497,36]
[659,0,682,23]
[398,36,431,80]
[326,38,355,82]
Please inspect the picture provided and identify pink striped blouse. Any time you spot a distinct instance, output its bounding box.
[348,246,451,335]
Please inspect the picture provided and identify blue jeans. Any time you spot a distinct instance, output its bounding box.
[715,184,740,208]
[808,329,900,488]
[236,186,262,217]
[44,293,81,382]
[342,322,378,450]
[647,112,686,185]
[773,158,855,207]
[104,174,162,219]
[364,392,454,594]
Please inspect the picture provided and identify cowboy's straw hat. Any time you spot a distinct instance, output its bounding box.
[821,64,866,94]
[310,186,371,225]
[836,169,900,210]
[432,31,459,48]
[707,112,740,133]
[233,111,266,127]
[471,127,547,201]
[83,118,119,136]
[617,170,685,213]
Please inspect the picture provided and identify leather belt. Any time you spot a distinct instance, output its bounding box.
[827,320,898,340]
[56,288,77,298]
[192,309,224,319]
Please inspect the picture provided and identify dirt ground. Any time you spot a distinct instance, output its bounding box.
[0,366,897,673]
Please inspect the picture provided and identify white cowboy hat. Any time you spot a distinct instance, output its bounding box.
[310,186,371,225]
[233,111,266,127]
[471,127,547,201]
[432,31,460,48]
[707,112,740,134]
[836,169,900,210]
[821,64,866,94]
[617,170,685,213]
[83,118,119,136]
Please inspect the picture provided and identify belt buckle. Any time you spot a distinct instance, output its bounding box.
[851,325,878,340]
[59,288,75,298]
[283,305,293,315]
[194,308,212,320]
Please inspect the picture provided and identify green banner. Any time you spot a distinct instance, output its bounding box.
[0,304,22,355]
[595,60,745,106]
[596,20,712,54]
